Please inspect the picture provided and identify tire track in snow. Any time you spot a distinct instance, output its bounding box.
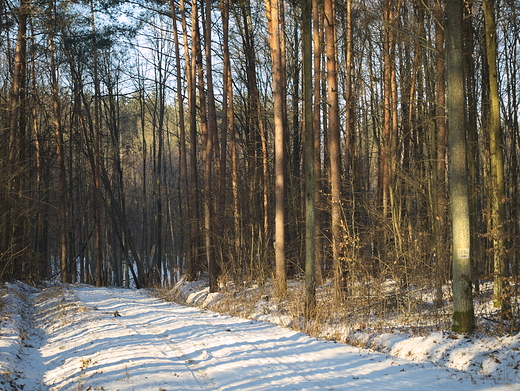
[77,287,325,390]
[70,286,515,391]
[144,309,327,390]
[73,286,212,390]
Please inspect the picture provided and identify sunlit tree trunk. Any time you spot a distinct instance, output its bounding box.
[303,0,315,314]
[503,17,519,312]
[434,0,447,307]
[229,72,239,272]
[446,0,475,333]
[388,0,401,254]
[170,0,192,280]
[204,0,218,292]
[324,0,342,301]
[463,1,480,293]
[381,0,392,221]
[265,0,287,297]
[238,1,270,278]
[312,0,323,284]
[189,0,201,277]
[482,0,510,318]
[177,0,196,280]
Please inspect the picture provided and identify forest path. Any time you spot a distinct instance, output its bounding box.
[9,284,515,390]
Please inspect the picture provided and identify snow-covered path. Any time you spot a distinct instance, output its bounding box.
[8,285,509,391]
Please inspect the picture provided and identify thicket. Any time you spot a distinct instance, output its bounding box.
[0,0,519,331]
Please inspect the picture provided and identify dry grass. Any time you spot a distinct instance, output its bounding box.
[156,275,519,346]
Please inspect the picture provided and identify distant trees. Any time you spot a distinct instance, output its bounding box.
[1,0,519,330]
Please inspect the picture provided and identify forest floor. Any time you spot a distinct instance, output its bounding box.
[0,279,518,390]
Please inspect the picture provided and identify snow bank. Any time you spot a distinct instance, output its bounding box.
[162,277,520,385]
[0,281,39,389]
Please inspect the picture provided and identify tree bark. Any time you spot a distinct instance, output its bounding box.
[49,0,68,283]
[90,0,103,287]
[204,0,218,292]
[303,0,315,314]
[482,0,511,318]
[265,0,287,297]
[434,0,447,307]
[5,0,29,280]
[312,0,323,284]
[170,0,192,281]
[324,0,342,301]
[446,0,475,333]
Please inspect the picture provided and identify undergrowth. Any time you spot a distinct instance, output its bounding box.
[156,275,519,342]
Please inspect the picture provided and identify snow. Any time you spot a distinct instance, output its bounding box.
[0,280,519,390]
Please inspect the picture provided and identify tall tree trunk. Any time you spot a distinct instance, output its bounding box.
[482,0,511,318]
[49,0,68,283]
[228,59,239,274]
[5,0,29,280]
[151,40,166,286]
[170,0,192,280]
[242,12,260,280]
[219,0,230,220]
[324,0,342,301]
[434,0,447,307]
[381,0,392,221]
[381,0,403,262]
[303,0,315,314]
[239,0,269,278]
[265,0,287,297]
[312,0,323,284]
[90,0,103,286]
[344,0,353,181]
[31,26,48,279]
[190,0,201,276]
[229,6,242,271]
[446,0,475,333]
[464,1,479,293]
[204,0,218,292]
[105,81,125,286]
[388,0,401,255]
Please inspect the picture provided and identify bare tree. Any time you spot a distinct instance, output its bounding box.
[204,0,218,292]
[303,0,315,313]
[169,0,191,280]
[49,0,68,283]
[265,0,287,297]
[446,0,475,333]
[90,0,104,286]
[324,0,342,301]
[482,0,511,318]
